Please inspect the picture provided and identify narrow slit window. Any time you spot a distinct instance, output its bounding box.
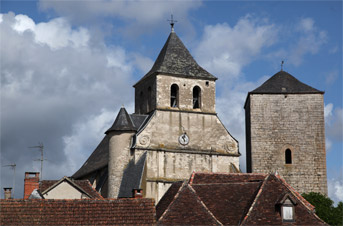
[170,84,179,108]
[193,86,201,109]
[285,149,292,164]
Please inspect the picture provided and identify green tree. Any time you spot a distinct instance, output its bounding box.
[302,192,343,226]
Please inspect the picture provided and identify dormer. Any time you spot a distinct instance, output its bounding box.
[276,193,297,222]
[134,31,217,114]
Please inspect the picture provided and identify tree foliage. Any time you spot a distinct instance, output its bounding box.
[302,192,343,226]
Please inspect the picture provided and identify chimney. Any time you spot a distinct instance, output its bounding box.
[4,187,12,199]
[132,188,143,199]
[24,172,40,199]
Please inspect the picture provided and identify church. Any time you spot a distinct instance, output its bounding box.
[72,25,327,202]
[73,27,240,202]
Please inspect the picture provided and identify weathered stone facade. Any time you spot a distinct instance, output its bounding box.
[245,71,327,195]
[73,31,240,203]
[135,110,239,201]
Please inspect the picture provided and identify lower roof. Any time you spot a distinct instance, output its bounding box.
[1,198,156,225]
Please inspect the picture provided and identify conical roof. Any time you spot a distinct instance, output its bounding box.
[105,107,135,134]
[135,32,216,86]
[250,70,323,94]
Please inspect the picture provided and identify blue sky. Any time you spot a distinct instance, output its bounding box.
[1,1,342,203]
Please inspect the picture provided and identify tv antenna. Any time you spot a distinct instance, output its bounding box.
[29,142,46,180]
[2,163,16,197]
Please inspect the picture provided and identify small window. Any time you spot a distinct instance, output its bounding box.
[193,86,201,109]
[281,199,295,222]
[285,149,292,164]
[170,84,179,108]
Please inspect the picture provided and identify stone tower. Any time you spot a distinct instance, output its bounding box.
[73,30,240,202]
[245,70,327,195]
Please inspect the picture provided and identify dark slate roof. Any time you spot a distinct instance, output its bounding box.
[39,178,103,199]
[105,107,136,134]
[72,136,109,179]
[249,70,324,94]
[73,112,148,179]
[0,199,156,225]
[157,172,326,225]
[118,152,147,198]
[135,32,216,86]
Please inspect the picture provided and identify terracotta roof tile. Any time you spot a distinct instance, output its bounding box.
[157,172,327,225]
[0,198,156,225]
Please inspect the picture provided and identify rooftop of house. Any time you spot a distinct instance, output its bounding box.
[39,177,103,199]
[0,198,156,225]
[249,70,324,95]
[134,31,216,86]
[156,172,327,225]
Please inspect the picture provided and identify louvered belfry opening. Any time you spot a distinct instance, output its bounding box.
[170,84,179,107]
[193,86,201,109]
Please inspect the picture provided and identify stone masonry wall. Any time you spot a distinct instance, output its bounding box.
[247,93,327,195]
[134,109,240,202]
[156,74,216,113]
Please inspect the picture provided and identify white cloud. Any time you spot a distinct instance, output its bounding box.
[325,103,333,119]
[0,12,137,197]
[328,177,343,205]
[12,14,89,49]
[298,17,315,32]
[194,16,277,79]
[288,18,327,66]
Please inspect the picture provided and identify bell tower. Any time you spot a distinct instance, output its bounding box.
[134,31,216,115]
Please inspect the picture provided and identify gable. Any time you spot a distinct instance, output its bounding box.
[158,185,221,225]
[242,175,326,225]
[43,181,89,199]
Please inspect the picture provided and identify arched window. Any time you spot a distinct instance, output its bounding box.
[285,149,292,164]
[193,86,201,109]
[170,84,179,107]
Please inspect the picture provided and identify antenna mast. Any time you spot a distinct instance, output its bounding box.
[2,163,16,197]
[29,142,45,180]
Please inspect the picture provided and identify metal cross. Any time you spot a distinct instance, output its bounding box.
[168,14,177,32]
[281,60,284,71]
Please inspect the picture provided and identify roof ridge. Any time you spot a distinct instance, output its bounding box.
[158,181,187,222]
[188,184,223,225]
[240,174,270,225]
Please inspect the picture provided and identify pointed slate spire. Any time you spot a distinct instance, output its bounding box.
[250,70,323,94]
[105,107,136,134]
[135,32,216,86]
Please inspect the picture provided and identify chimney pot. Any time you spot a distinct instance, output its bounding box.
[4,187,12,199]
[132,188,143,199]
[24,172,40,199]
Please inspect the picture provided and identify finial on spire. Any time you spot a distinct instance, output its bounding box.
[168,14,177,32]
[281,60,284,71]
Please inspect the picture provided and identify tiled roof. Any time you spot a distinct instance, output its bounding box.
[0,198,156,225]
[249,70,323,94]
[40,178,103,199]
[157,172,327,225]
[135,32,216,86]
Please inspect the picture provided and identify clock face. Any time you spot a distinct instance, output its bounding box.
[179,133,189,145]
